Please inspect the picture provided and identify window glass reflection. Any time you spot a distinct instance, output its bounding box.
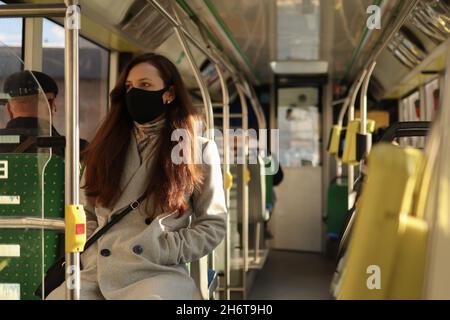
[42,19,109,142]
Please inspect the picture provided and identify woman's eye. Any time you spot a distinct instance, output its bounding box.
[142,82,151,87]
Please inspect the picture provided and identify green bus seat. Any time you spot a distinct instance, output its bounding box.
[326,178,348,239]
[0,153,64,300]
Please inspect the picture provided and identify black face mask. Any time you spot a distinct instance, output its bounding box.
[125,87,170,124]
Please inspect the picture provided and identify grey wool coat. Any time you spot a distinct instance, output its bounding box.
[47,135,227,300]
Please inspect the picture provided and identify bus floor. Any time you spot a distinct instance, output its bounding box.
[248,250,336,300]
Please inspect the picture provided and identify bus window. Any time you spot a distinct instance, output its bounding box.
[0,16,23,128]
[42,19,109,142]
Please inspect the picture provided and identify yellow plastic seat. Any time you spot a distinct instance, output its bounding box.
[337,144,428,300]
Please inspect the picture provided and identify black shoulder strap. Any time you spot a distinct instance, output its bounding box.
[13,136,36,153]
[83,194,146,250]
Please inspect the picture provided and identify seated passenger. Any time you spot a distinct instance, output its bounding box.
[46,53,227,300]
[0,70,88,156]
[265,157,283,239]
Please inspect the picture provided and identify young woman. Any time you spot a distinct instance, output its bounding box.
[47,53,227,300]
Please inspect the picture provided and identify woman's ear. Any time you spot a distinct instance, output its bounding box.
[163,86,176,104]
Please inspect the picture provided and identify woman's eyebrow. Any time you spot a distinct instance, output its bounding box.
[125,78,153,82]
[138,77,153,82]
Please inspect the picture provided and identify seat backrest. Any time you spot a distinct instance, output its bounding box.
[326,181,348,238]
[0,130,65,158]
[0,130,38,154]
[0,153,64,300]
[336,144,428,299]
[236,155,268,224]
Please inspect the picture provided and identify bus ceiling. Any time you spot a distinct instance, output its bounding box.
[3,0,450,100]
[3,0,258,85]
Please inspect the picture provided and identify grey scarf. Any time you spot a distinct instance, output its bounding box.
[132,117,166,163]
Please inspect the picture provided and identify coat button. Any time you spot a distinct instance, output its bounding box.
[145,218,152,225]
[133,245,143,255]
[100,249,111,257]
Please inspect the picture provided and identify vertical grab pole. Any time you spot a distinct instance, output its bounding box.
[213,62,231,300]
[168,1,214,140]
[167,0,213,300]
[244,80,267,130]
[336,98,350,178]
[346,69,367,203]
[235,81,249,299]
[197,24,232,299]
[359,61,377,170]
[242,80,267,265]
[64,0,81,300]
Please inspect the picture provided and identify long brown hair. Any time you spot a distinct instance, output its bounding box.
[82,53,203,216]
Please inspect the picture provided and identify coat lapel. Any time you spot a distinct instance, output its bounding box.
[119,134,140,191]
[110,135,155,214]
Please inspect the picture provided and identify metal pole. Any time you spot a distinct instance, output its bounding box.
[146,0,217,65]
[145,0,239,78]
[359,62,377,166]
[167,0,214,300]
[360,62,376,137]
[235,81,249,299]
[341,0,420,123]
[328,97,349,182]
[345,70,367,198]
[335,97,350,178]
[170,1,214,140]
[64,0,80,300]
[335,70,364,182]
[366,1,420,70]
[195,18,235,300]
[337,97,351,128]
[0,217,65,231]
[359,62,376,178]
[244,80,267,130]
[338,69,368,127]
[240,79,266,265]
[349,0,420,83]
[348,71,367,124]
[167,0,250,299]
[0,3,66,17]
[254,222,261,264]
[213,62,231,300]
